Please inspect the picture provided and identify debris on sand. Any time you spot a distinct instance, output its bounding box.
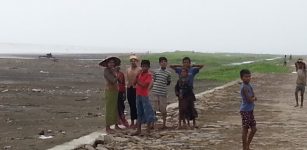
[75,97,89,101]
[39,135,53,140]
[39,70,49,74]
[3,146,12,149]
[32,89,43,92]
[1,89,9,93]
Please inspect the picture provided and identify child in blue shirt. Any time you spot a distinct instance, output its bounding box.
[240,69,257,150]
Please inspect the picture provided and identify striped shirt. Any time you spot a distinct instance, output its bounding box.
[151,68,171,96]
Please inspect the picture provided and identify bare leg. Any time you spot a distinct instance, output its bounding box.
[301,93,304,107]
[106,125,115,134]
[242,127,248,150]
[162,113,167,129]
[192,119,196,129]
[301,91,304,108]
[131,122,141,136]
[115,124,122,130]
[295,91,299,107]
[146,123,151,134]
[247,126,257,150]
[177,116,182,129]
[130,119,136,128]
[183,119,187,128]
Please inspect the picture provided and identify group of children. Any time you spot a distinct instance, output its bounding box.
[99,55,307,149]
[100,55,204,135]
[239,57,307,150]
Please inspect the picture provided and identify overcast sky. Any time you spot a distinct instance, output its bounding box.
[0,0,306,54]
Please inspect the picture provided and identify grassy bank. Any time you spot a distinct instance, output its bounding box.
[138,51,290,83]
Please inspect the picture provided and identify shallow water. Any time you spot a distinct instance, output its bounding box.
[0,55,37,59]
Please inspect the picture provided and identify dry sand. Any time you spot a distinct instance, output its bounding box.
[74,69,307,150]
[0,54,218,150]
[1,55,306,150]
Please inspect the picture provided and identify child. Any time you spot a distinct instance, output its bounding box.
[170,57,203,88]
[115,66,129,128]
[126,55,141,128]
[151,57,171,129]
[294,58,306,107]
[239,69,257,150]
[99,56,121,133]
[132,60,156,135]
[175,67,198,129]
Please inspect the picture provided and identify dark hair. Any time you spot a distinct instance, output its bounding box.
[240,69,251,78]
[141,60,150,67]
[182,57,191,63]
[181,67,189,72]
[159,57,167,63]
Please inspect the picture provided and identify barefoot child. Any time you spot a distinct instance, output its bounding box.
[175,67,198,129]
[99,56,121,133]
[151,57,171,129]
[170,57,203,128]
[239,69,257,150]
[294,58,306,107]
[115,66,129,128]
[126,55,141,128]
[132,60,156,135]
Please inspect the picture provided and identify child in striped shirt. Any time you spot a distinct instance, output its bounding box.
[151,57,171,129]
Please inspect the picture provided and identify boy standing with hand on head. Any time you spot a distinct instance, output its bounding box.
[151,57,171,129]
[132,60,156,135]
[294,58,306,107]
[239,69,257,150]
[170,57,203,88]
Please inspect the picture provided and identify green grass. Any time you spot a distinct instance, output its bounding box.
[125,51,290,83]
[199,62,289,82]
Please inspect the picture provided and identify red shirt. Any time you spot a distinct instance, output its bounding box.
[117,71,126,92]
[136,71,152,96]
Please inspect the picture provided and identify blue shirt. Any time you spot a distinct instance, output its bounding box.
[175,67,199,88]
[240,83,255,111]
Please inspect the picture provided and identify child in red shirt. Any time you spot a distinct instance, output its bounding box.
[132,60,156,135]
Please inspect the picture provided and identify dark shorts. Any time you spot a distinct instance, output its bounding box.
[240,111,256,129]
[295,85,305,94]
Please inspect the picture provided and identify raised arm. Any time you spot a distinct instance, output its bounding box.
[169,64,182,70]
[192,64,204,69]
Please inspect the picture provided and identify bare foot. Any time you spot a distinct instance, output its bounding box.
[115,125,122,130]
[294,104,299,107]
[106,128,115,134]
[146,128,151,135]
[159,125,168,130]
[123,122,129,128]
[130,124,137,129]
[131,131,141,136]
